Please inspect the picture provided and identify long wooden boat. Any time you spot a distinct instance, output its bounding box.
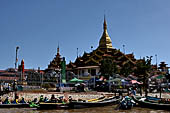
[0,103,30,108]
[69,96,120,108]
[37,102,69,110]
[132,96,170,110]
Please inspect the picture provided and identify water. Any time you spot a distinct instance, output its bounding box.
[0,106,169,113]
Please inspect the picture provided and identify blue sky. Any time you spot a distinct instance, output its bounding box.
[0,0,170,70]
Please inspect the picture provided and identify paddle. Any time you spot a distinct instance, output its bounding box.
[114,103,121,110]
[114,96,123,110]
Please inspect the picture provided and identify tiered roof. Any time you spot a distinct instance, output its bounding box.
[68,18,136,69]
[47,46,61,70]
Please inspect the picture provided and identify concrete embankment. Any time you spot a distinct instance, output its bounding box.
[2,91,115,101]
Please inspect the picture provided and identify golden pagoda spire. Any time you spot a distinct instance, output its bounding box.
[99,16,113,49]
[104,15,107,31]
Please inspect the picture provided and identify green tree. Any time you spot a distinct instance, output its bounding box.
[135,56,152,96]
[99,57,118,79]
[120,62,133,77]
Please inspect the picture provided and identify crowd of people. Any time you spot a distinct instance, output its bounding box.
[0,94,73,105]
[0,96,26,104]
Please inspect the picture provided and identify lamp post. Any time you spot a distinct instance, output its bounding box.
[77,48,78,58]
[91,46,93,52]
[41,73,43,88]
[155,54,158,69]
[123,45,125,54]
[159,83,162,98]
[15,46,19,70]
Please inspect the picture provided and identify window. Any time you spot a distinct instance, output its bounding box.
[82,70,84,75]
[91,69,96,76]
[88,69,90,73]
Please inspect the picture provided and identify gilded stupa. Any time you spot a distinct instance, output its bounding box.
[99,17,113,49]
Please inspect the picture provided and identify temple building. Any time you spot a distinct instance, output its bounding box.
[47,46,62,71]
[41,46,63,84]
[67,17,137,80]
[159,62,169,73]
[44,45,67,83]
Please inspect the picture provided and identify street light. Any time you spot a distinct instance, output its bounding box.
[91,46,93,52]
[123,45,125,54]
[41,73,43,88]
[77,48,79,58]
[155,54,158,69]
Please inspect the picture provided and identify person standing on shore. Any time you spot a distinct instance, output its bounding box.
[131,88,136,96]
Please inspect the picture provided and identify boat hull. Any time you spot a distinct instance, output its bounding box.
[69,96,120,108]
[0,103,29,108]
[132,96,170,110]
[38,102,69,110]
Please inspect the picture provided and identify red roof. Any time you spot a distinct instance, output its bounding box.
[0,70,5,73]
[24,69,45,74]
[0,76,19,81]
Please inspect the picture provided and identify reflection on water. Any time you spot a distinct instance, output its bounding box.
[0,105,169,113]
